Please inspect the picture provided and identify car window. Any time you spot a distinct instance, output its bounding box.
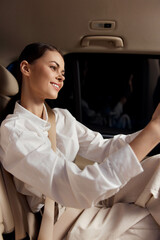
[47,53,160,139]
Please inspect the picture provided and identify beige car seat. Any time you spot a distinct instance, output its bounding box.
[0,64,40,240]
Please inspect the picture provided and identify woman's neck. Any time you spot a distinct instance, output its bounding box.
[20,97,44,119]
[20,80,45,119]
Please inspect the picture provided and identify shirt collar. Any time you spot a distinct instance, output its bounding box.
[14,101,50,130]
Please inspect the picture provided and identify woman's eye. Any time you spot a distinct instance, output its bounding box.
[50,66,56,70]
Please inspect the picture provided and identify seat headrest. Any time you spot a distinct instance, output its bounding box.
[0,65,19,96]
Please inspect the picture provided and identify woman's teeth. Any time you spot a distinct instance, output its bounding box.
[52,83,60,89]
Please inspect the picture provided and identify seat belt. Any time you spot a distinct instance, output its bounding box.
[38,104,57,240]
[38,104,83,240]
[38,197,55,240]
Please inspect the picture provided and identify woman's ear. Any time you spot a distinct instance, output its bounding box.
[20,60,30,77]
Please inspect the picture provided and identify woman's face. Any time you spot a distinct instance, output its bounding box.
[22,50,65,101]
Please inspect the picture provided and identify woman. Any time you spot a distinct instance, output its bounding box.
[1,42,160,216]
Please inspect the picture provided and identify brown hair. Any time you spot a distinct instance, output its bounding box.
[0,42,63,123]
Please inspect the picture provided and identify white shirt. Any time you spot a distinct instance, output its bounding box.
[0,102,143,212]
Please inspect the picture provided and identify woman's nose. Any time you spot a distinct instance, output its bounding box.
[56,72,65,81]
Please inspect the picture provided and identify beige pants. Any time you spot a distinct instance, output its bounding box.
[66,155,160,240]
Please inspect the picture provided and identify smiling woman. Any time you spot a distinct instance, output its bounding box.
[20,50,65,116]
[1,42,160,239]
[15,43,64,118]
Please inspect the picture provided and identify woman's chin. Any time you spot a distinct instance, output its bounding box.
[46,93,58,100]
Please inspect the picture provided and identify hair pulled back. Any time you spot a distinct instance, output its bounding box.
[0,42,62,123]
[9,42,63,87]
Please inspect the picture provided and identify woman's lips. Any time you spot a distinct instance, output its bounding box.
[50,82,60,91]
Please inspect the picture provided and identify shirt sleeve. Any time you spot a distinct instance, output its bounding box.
[67,109,141,164]
[0,115,143,209]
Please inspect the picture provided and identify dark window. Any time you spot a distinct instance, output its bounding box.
[47,53,160,146]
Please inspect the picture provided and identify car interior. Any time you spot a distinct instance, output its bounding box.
[1,0,160,239]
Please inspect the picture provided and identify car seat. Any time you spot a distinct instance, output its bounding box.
[0,64,40,240]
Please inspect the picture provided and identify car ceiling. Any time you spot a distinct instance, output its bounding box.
[0,0,160,66]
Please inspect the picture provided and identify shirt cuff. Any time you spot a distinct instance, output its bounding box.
[104,144,144,185]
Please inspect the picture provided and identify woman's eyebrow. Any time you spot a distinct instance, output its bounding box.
[49,61,65,73]
[49,61,59,67]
